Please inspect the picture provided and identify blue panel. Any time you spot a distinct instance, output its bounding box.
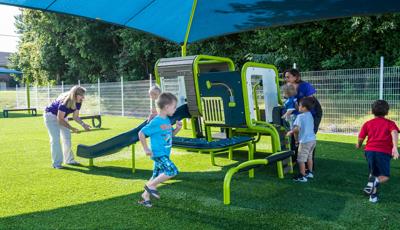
[188,0,400,42]
[126,0,192,43]
[49,0,153,25]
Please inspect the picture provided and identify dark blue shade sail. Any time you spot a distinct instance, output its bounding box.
[1,0,399,44]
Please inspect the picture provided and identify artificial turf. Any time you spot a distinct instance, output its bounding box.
[1,114,399,229]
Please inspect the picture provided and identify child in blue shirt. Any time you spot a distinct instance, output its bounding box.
[281,84,298,129]
[138,92,182,207]
[287,97,316,182]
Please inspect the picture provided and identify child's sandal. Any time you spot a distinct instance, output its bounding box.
[144,185,160,199]
[138,199,152,208]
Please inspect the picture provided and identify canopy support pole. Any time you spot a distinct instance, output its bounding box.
[181,0,197,57]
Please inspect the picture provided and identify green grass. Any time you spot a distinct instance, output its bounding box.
[1,115,400,229]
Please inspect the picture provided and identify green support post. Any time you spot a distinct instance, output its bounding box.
[248,143,254,178]
[210,151,216,166]
[228,148,233,160]
[190,118,198,138]
[223,159,268,205]
[205,126,212,141]
[277,160,284,179]
[183,119,187,129]
[89,158,94,167]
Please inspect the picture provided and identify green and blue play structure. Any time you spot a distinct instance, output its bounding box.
[155,55,294,204]
[77,54,293,205]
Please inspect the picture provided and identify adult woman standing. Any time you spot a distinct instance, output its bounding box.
[44,86,91,169]
[284,68,323,133]
[284,69,323,170]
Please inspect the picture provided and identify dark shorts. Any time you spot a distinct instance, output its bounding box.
[365,151,391,177]
[152,155,179,178]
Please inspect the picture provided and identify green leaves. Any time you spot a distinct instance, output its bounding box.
[9,10,400,85]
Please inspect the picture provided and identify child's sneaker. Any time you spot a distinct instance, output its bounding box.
[293,174,308,182]
[305,170,314,179]
[369,193,378,203]
[363,176,379,195]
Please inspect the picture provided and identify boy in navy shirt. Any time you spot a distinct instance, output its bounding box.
[138,92,182,207]
[357,100,399,203]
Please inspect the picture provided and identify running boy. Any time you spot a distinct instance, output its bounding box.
[356,100,399,203]
[138,92,182,207]
[287,97,316,182]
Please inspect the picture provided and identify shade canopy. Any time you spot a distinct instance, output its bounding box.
[1,0,400,44]
[0,67,22,75]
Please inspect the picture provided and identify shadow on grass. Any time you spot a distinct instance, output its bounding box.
[74,127,111,133]
[0,113,41,119]
[0,139,388,228]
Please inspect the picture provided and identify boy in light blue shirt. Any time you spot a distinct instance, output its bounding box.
[287,97,316,182]
[138,92,182,207]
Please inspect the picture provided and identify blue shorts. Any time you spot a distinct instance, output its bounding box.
[152,155,179,178]
[365,151,391,177]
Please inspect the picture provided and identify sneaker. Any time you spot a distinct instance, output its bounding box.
[305,170,314,179]
[53,165,63,169]
[363,176,379,195]
[65,160,80,165]
[293,174,308,182]
[369,193,378,203]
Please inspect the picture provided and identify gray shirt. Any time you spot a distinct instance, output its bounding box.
[293,111,316,143]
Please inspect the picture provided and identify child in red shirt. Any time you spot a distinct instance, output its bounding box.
[356,100,399,203]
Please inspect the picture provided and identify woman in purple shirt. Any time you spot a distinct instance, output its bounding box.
[284,68,323,133]
[284,69,323,170]
[44,86,91,169]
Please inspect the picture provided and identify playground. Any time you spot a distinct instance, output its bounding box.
[1,0,400,229]
[1,115,400,229]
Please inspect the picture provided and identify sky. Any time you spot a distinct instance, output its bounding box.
[0,5,21,53]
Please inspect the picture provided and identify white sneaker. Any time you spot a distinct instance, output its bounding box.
[306,171,314,179]
[293,174,308,182]
[369,194,378,203]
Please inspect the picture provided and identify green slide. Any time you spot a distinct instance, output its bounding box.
[77,104,191,159]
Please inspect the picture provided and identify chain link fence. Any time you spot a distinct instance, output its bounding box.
[302,67,400,134]
[6,66,400,134]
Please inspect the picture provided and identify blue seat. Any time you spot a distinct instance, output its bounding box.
[172,136,253,149]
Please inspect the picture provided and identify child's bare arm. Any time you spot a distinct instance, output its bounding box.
[391,130,399,159]
[172,121,182,136]
[292,126,299,144]
[139,131,152,156]
[356,138,364,149]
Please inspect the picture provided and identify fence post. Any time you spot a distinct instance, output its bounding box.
[15,85,19,108]
[121,76,124,116]
[78,80,81,86]
[35,84,39,109]
[293,63,297,69]
[379,56,384,100]
[47,83,50,103]
[61,81,64,93]
[98,78,101,115]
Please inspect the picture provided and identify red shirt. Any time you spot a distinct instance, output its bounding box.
[359,117,399,155]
